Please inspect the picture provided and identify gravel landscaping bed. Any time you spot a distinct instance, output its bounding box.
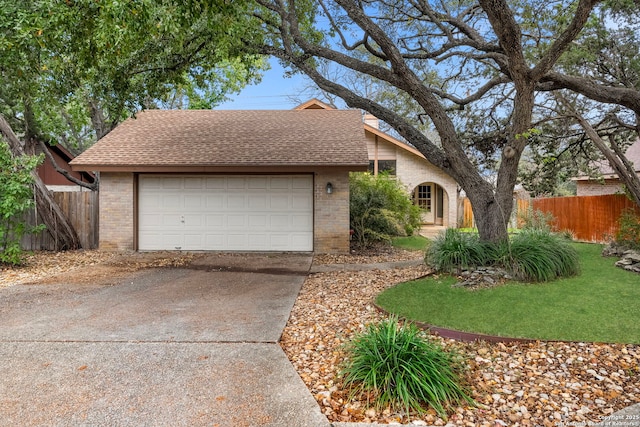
[281,257,640,426]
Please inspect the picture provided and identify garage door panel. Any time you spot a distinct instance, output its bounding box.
[249,195,267,209]
[206,215,225,227]
[291,176,312,189]
[227,195,246,209]
[161,178,182,189]
[292,194,312,210]
[139,175,313,251]
[227,177,246,189]
[183,177,203,189]
[248,177,269,189]
[184,195,202,209]
[162,195,181,210]
[269,195,289,208]
[206,195,224,209]
[205,177,226,189]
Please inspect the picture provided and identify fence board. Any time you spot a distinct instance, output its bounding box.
[461,194,640,243]
[531,194,640,242]
[20,190,99,250]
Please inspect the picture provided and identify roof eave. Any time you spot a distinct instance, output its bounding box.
[70,163,368,173]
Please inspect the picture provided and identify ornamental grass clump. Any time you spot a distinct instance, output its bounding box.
[340,317,473,418]
[425,228,488,274]
[504,229,580,282]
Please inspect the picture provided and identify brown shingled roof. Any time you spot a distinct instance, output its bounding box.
[70,109,369,171]
[576,139,640,180]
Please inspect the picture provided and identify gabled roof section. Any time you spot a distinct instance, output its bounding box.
[294,99,430,161]
[70,109,369,172]
[294,98,336,110]
[576,139,640,180]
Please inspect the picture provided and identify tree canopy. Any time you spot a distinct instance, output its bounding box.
[250,0,640,242]
[0,0,266,249]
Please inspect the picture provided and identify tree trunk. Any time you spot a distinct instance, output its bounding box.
[0,114,81,250]
[467,190,511,243]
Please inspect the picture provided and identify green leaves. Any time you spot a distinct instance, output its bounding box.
[349,172,422,247]
[0,139,44,265]
[0,0,266,152]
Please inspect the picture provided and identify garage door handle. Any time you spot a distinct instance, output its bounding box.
[181,215,185,223]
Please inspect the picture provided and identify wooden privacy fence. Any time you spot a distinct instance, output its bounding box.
[21,190,99,250]
[524,194,640,243]
[461,194,640,243]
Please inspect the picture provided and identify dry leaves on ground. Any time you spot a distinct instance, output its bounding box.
[0,250,203,287]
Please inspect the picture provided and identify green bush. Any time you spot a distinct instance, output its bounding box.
[340,317,473,418]
[615,208,640,250]
[350,172,421,247]
[0,140,44,265]
[497,229,580,282]
[425,228,489,274]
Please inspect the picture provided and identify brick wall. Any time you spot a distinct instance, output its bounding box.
[314,171,350,253]
[99,172,134,251]
[576,179,624,197]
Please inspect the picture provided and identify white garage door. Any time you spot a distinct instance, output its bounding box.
[138,175,314,251]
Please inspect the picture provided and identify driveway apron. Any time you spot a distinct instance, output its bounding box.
[0,253,329,427]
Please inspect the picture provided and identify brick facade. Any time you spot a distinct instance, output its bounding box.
[365,130,458,227]
[99,173,134,251]
[396,150,457,227]
[576,179,625,197]
[314,171,350,253]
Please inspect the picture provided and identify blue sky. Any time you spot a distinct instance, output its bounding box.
[215,60,309,110]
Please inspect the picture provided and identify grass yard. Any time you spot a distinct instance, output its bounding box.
[377,243,640,344]
[391,235,429,251]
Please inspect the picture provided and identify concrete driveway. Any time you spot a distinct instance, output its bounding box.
[0,253,330,427]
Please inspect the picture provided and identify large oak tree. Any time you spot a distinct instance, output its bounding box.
[251,0,640,242]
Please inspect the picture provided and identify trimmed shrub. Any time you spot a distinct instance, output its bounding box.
[340,317,473,417]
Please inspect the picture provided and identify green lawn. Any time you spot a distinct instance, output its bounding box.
[391,235,429,251]
[376,243,640,343]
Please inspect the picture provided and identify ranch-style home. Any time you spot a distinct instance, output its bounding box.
[71,100,458,253]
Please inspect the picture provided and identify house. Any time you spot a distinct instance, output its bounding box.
[296,99,458,227]
[70,108,368,253]
[575,139,640,196]
[36,142,95,191]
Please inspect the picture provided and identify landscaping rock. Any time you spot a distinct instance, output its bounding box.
[614,250,640,275]
[454,267,512,289]
[281,258,640,426]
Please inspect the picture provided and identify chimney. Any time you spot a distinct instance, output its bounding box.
[364,113,379,129]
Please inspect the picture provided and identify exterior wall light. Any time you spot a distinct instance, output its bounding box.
[326,182,333,194]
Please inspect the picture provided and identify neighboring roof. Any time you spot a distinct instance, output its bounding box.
[70,109,369,172]
[37,142,96,182]
[576,139,640,181]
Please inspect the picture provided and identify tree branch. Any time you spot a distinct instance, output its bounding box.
[36,139,98,191]
[531,0,600,80]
